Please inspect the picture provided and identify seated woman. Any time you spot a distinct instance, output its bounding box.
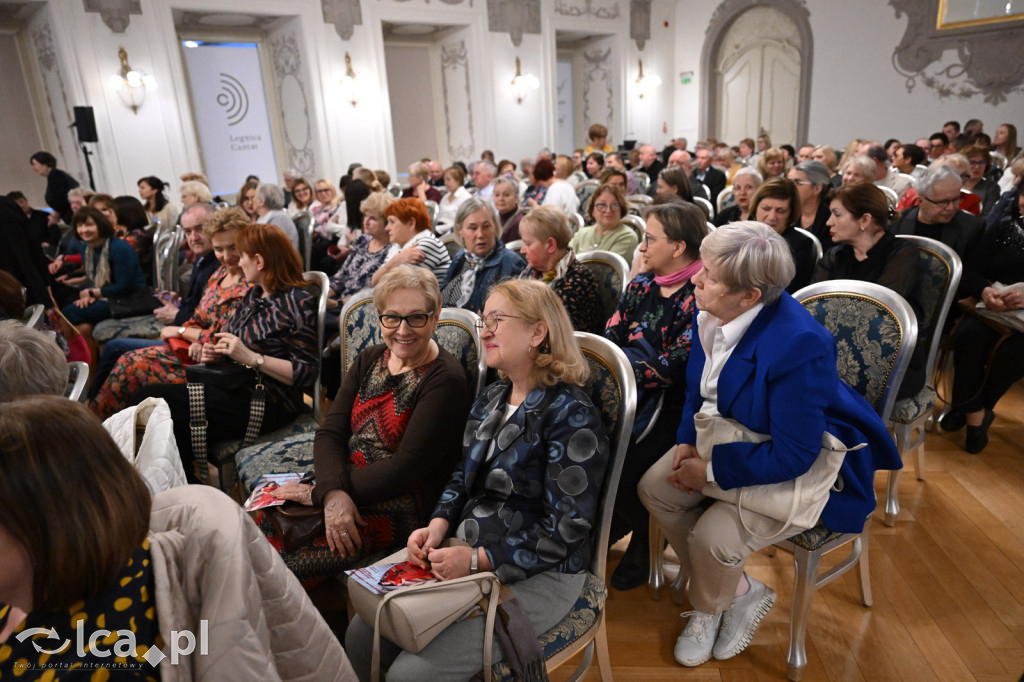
[0,395,356,680]
[309,178,347,272]
[345,279,609,680]
[267,266,471,582]
[812,145,842,186]
[180,179,213,210]
[749,178,816,293]
[129,223,318,481]
[329,191,394,304]
[60,206,146,328]
[639,222,900,667]
[237,180,260,221]
[372,198,451,286]
[0,320,67,402]
[288,177,315,219]
[812,183,925,398]
[714,167,762,227]
[657,166,696,204]
[435,165,471,234]
[756,147,787,181]
[569,182,639,264]
[940,184,1024,453]
[91,208,252,419]
[841,156,878,186]
[789,160,836,252]
[138,175,177,233]
[493,176,526,243]
[441,197,525,313]
[518,205,604,333]
[604,202,707,590]
[402,161,443,204]
[960,144,1001,217]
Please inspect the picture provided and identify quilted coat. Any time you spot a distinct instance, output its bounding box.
[103,397,188,494]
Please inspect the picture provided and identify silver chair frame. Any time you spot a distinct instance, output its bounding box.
[794,227,823,262]
[436,308,487,398]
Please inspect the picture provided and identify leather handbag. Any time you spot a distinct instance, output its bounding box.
[348,541,502,682]
[108,287,160,318]
[692,412,865,538]
[266,502,325,553]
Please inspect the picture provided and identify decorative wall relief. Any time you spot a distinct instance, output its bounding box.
[890,0,1024,104]
[486,0,539,47]
[30,19,77,177]
[82,0,141,33]
[270,30,315,176]
[322,0,362,41]
[554,0,620,19]
[439,40,474,161]
[581,47,613,130]
[630,0,652,51]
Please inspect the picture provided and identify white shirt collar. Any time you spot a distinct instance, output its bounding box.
[698,302,765,350]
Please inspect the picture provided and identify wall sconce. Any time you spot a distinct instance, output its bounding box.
[340,52,358,107]
[511,57,540,104]
[636,59,661,99]
[108,46,156,114]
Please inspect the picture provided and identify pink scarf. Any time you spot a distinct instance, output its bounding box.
[655,259,702,287]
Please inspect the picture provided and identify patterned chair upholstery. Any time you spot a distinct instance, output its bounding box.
[440,232,462,261]
[488,333,635,682]
[647,281,917,682]
[885,236,961,525]
[339,290,381,376]
[577,250,630,325]
[93,314,163,343]
[436,308,486,397]
[236,431,316,495]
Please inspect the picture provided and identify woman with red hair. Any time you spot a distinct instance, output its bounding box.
[371,197,451,285]
[129,223,319,482]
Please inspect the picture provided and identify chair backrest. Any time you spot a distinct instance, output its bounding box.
[339,289,382,377]
[504,239,523,255]
[568,211,585,234]
[575,332,636,580]
[436,308,487,398]
[387,182,401,197]
[632,170,650,193]
[706,221,717,233]
[795,280,917,421]
[424,200,439,229]
[628,194,652,207]
[693,196,714,220]
[895,234,962,380]
[877,185,899,208]
[65,361,90,403]
[295,212,313,270]
[620,214,646,243]
[303,271,330,420]
[577,249,630,323]
[717,186,734,213]
[989,150,1007,172]
[440,231,462,260]
[897,172,916,189]
[794,226,823,262]
[153,225,183,292]
[21,304,45,329]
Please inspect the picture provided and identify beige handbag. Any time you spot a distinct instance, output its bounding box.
[348,540,502,682]
[692,412,865,538]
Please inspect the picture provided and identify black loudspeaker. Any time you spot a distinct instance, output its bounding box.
[73,106,98,142]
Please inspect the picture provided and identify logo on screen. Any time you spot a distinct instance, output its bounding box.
[216,73,249,126]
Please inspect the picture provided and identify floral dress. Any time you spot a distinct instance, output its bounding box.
[90,266,252,419]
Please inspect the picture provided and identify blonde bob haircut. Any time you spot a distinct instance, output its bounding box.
[487,279,589,387]
[373,264,443,317]
[180,180,213,203]
[202,206,252,239]
[360,190,396,217]
[699,221,795,305]
[520,205,573,250]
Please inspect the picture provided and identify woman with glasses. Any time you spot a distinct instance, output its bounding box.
[603,202,708,591]
[749,178,816,293]
[309,178,346,273]
[345,279,609,680]
[960,145,1000,217]
[287,177,315,218]
[788,160,835,252]
[569,182,639,263]
[267,265,471,582]
[714,167,763,227]
[440,197,524,313]
[237,179,260,221]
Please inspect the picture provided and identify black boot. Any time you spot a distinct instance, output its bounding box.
[611,534,650,591]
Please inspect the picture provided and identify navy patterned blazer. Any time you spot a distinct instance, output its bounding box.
[432,380,610,584]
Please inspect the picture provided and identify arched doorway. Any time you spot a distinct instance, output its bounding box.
[700,0,813,147]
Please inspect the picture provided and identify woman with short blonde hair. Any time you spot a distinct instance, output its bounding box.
[180,180,213,207]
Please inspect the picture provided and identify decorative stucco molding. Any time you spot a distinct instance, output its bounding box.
[554,0,620,19]
[581,47,613,130]
[890,0,1024,104]
[630,0,652,51]
[271,31,315,176]
[322,0,361,41]
[440,40,475,161]
[82,0,140,33]
[700,0,812,145]
[486,0,540,47]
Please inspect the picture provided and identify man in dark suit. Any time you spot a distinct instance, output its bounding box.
[890,165,984,297]
[691,148,726,205]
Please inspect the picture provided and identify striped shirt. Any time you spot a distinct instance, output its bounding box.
[385,229,452,283]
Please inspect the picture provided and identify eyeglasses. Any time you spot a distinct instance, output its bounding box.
[642,233,675,247]
[790,179,812,186]
[315,188,332,194]
[594,202,620,213]
[922,195,959,208]
[378,313,432,329]
[474,312,522,333]
[968,159,987,166]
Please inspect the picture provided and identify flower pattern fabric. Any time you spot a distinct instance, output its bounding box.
[329,234,390,300]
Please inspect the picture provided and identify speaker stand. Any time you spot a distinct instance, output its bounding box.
[80,144,96,190]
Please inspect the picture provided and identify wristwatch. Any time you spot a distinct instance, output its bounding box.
[470,547,479,574]
[177,327,187,338]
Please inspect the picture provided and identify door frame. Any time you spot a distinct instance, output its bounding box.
[699,0,813,145]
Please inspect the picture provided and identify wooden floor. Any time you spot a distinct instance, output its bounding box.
[554,382,1024,682]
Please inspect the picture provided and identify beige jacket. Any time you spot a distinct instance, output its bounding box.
[148,486,357,681]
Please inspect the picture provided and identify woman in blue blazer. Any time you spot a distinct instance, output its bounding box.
[345,279,609,681]
[639,222,901,668]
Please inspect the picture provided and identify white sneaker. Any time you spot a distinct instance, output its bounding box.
[674,610,722,667]
[712,575,776,660]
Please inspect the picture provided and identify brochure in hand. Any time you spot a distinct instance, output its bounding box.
[243,472,305,511]
[346,561,438,596]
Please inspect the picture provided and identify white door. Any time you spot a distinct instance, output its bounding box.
[715,7,801,146]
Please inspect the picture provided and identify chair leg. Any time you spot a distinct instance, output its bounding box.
[884,468,901,527]
[647,517,665,601]
[914,441,926,481]
[786,546,821,682]
[856,531,873,607]
[595,617,612,682]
